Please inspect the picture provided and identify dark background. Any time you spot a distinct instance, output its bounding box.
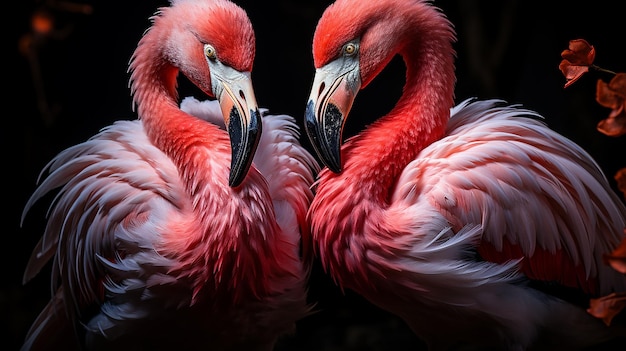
[5,1,625,350]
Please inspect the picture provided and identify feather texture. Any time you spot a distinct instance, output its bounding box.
[20,1,319,350]
[304,0,626,349]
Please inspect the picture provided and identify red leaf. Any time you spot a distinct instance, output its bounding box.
[559,39,596,88]
[608,73,626,98]
[561,39,596,64]
[588,292,626,326]
[596,74,626,137]
[559,62,589,88]
[596,80,621,109]
[604,232,626,274]
[596,113,626,137]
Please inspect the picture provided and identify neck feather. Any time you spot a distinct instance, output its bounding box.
[310,24,456,290]
[335,34,456,204]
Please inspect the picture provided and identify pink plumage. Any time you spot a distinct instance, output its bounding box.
[304,0,626,349]
[20,1,318,350]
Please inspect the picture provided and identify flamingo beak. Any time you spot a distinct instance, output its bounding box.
[216,72,262,187]
[305,60,360,173]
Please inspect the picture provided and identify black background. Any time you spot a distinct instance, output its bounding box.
[5,1,625,350]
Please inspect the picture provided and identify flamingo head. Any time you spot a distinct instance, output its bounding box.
[304,0,434,173]
[138,0,262,187]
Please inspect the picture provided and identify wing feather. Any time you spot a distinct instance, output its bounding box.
[393,99,626,295]
[21,119,188,338]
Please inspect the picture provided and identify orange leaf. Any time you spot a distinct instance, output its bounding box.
[596,74,626,137]
[559,63,589,88]
[561,39,596,65]
[608,73,626,98]
[596,79,621,109]
[559,39,595,88]
[604,232,626,274]
[596,111,626,137]
[588,292,626,326]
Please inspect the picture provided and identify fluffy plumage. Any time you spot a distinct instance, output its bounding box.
[20,1,318,350]
[304,0,626,349]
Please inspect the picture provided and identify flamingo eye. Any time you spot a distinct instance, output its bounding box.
[343,42,358,56]
[204,44,217,60]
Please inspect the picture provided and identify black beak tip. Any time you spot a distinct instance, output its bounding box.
[227,108,262,188]
[327,162,342,174]
[228,173,244,188]
[305,100,344,174]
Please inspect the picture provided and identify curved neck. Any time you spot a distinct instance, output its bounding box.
[338,34,456,204]
[310,18,457,290]
[130,40,232,214]
[129,44,282,303]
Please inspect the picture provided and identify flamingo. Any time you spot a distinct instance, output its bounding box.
[304,0,626,349]
[20,0,319,350]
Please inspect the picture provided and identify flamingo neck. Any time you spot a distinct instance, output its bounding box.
[136,64,231,196]
[311,30,456,288]
[124,6,298,305]
[129,21,231,196]
[134,69,284,303]
[337,38,456,204]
